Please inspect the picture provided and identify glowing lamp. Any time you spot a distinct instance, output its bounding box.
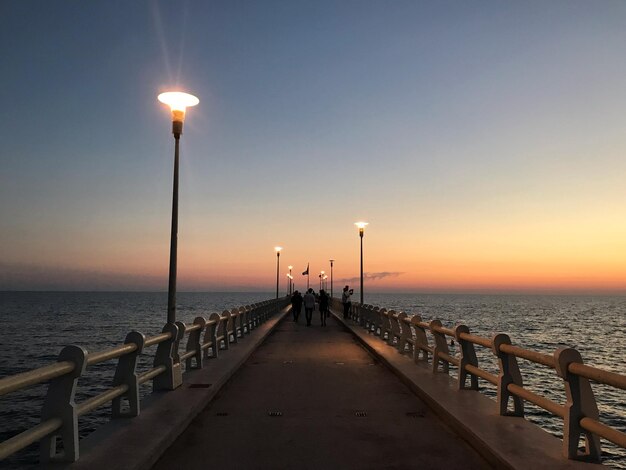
[354,221,368,236]
[274,246,283,253]
[158,91,199,135]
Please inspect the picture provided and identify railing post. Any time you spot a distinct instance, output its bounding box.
[554,348,602,461]
[204,312,221,359]
[222,311,232,349]
[112,331,145,418]
[454,325,478,390]
[185,317,206,369]
[153,322,183,391]
[383,310,395,345]
[492,333,524,416]
[358,303,366,327]
[249,304,257,329]
[366,305,375,331]
[429,320,450,374]
[374,307,387,339]
[396,312,409,352]
[40,345,87,463]
[229,309,239,343]
[242,306,251,334]
[411,315,429,363]
[389,311,403,348]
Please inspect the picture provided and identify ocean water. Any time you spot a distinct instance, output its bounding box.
[0,292,624,468]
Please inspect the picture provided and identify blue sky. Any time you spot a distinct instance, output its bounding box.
[2,1,626,292]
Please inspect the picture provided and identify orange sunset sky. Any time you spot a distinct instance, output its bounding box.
[2,2,626,293]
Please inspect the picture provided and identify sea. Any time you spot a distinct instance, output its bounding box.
[0,291,624,468]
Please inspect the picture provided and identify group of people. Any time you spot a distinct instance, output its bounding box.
[290,285,354,326]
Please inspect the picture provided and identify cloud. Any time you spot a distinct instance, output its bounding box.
[339,272,404,283]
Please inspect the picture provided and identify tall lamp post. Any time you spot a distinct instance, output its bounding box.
[329,259,334,298]
[354,222,368,304]
[274,246,282,298]
[158,91,199,324]
[288,265,293,295]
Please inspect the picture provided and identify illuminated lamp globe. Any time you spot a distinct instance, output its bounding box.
[158,91,199,123]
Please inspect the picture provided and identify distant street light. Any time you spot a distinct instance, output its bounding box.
[329,259,334,298]
[158,91,199,324]
[354,222,368,304]
[275,246,282,298]
[288,265,293,294]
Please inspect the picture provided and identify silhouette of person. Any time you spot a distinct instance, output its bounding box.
[291,290,303,322]
[303,288,316,326]
[319,289,329,326]
[341,285,353,319]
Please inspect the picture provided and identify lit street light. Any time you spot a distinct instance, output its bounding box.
[158,91,199,324]
[275,246,282,298]
[288,265,293,294]
[354,222,368,304]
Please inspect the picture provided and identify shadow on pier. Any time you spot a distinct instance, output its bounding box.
[153,311,488,470]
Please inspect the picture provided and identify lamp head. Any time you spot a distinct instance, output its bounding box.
[354,221,368,236]
[274,246,282,255]
[158,91,199,135]
[288,265,293,270]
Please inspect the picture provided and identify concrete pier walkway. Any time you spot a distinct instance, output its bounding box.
[153,311,489,469]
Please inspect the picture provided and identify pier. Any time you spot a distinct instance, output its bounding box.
[0,298,624,469]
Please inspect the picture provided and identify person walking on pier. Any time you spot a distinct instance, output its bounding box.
[303,288,316,326]
[291,290,303,322]
[342,285,353,319]
[319,289,329,326]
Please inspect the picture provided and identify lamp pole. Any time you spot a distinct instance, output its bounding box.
[329,259,334,298]
[354,222,368,304]
[288,266,293,295]
[275,247,282,298]
[158,91,199,324]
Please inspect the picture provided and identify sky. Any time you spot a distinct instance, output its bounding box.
[1,1,626,293]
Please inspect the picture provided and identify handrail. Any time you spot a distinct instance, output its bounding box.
[0,418,63,460]
[569,362,626,390]
[506,383,565,418]
[499,343,555,368]
[144,332,172,347]
[464,364,497,385]
[138,365,167,385]
[87,343,137,366]
[458,332,492,349]
[0,296,289,465]
[337,298,626,463]
[580,417,626,448]
[77,384,129,416]
[0,361,75,397]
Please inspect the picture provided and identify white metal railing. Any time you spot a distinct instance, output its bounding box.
[0,297,289,464]
[333,298,626,462]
